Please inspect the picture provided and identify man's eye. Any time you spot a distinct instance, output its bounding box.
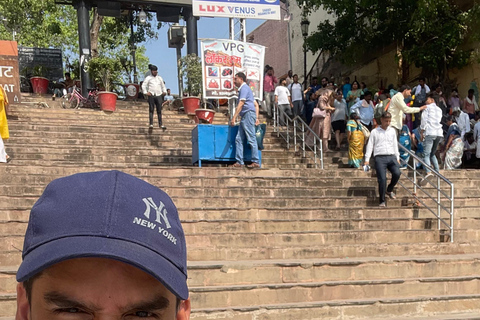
[135,311,153,317]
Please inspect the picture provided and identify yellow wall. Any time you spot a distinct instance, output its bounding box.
[345,46,480,96]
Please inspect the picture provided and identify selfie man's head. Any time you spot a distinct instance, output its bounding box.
[16,171,191,320]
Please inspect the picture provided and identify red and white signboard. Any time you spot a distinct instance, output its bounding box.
[0,41,21,103]
[201,39,265,100]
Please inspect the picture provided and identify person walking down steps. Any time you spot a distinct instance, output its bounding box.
[142,65,167,131]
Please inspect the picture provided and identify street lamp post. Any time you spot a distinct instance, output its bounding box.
[129,11,138,84]
[301,19,310,91]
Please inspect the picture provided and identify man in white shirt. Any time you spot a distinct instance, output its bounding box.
[389,85,427,135]
[142,65,167,130]
[287,74,304,119]
[454,109,471,138]
[275,78,293,126]
[365,111,401,207]
[420,93,444,183]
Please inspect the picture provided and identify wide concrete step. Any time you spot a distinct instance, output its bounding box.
[2,254,480,292]
[188,295,480,319]
[3,232,475,266]
[0,194,472,210]
[1,164,478,180]
[189,275,480,308]
[5,183,470,199]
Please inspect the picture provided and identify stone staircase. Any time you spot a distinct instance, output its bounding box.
[1,95,480,319]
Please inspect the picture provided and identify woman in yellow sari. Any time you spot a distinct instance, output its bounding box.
[0,86,10,163]
[346,112,364,168]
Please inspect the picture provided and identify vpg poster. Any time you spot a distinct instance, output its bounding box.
[201,39,265,100]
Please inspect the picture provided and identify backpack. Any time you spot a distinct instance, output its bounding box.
[374,98,391,121]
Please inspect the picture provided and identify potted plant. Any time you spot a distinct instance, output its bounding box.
[179,53,203,114]
[30,65,50,94]
[87,56,122,112]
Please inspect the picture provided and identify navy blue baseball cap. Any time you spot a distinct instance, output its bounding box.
[17,170,188,300]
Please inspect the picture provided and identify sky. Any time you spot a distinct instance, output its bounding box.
[141,17,265,94]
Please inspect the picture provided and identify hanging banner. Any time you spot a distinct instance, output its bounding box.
[201,39,265,100]
[193,0,281,20]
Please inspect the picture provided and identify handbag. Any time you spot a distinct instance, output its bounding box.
[312,107,326,118]
[255,124,267,150]
[357,120,370,140]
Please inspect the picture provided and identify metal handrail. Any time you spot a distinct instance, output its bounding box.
[273,106,324,169]
[397,144,455,242]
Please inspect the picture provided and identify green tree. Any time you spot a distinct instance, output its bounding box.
[180,54,202,96]
[0,0,158,82]
[301,0,480,84]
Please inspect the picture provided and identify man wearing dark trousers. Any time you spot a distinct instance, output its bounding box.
[364,111,401,207]
[142,65,167,130]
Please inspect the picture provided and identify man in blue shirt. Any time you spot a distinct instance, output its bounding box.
[230,72,260,168]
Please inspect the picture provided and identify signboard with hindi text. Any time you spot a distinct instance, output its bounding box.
[193,0,280,20]
[201,39,265,100]
[0,41,21,104]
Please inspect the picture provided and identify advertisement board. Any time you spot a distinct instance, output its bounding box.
[193,0,280,20]
[201,39,265,100]
[0,41,21,104]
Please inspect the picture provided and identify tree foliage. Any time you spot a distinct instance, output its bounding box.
[180,54,202,96]
[301,0,480,82]
[0,0,159,82]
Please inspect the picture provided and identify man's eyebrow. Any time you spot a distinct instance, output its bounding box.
[44,291,100,311]
[125,294,170,312]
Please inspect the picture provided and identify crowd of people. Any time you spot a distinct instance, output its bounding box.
[263,69,480,174]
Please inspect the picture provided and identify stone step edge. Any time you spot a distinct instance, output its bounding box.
[0,229,440,239]
[187,274,480,292]
[190,294,480,313]
[374,312,480,320]
[0,217,459,225]
[185,253,480,269]
[2,253,479,274]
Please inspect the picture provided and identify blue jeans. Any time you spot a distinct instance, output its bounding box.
[423,135,442,173]
[235,111,259,165]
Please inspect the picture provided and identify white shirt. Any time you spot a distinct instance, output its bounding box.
[288,82,303,102]
[420,102,443,137]
[457,111,471,137]
[365,126,400,162]
[275,86,291,105]
[474,121,480,158]
[389,92,421,130]
[332,99,348,122]
[142,75,167,96]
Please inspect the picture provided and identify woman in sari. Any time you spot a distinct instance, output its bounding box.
[0,86,10,163]
[346,80,363,113]
[444,127,464,170]
[346,112,365,168]
[306,88,335,152]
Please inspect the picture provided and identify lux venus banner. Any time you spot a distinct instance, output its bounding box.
[201,39,265,100]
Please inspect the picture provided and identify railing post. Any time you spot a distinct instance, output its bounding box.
[294,119,297,152]
[302,122,306,158]
[437,176,441,231]
[450,184,454,242]
[286,113,290,150]
[413,158,417,195]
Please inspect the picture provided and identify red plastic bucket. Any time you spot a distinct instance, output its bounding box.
[30,77,49,94]
[97,91,118,112]
[182,97,200,114]
[195,109,216,124]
